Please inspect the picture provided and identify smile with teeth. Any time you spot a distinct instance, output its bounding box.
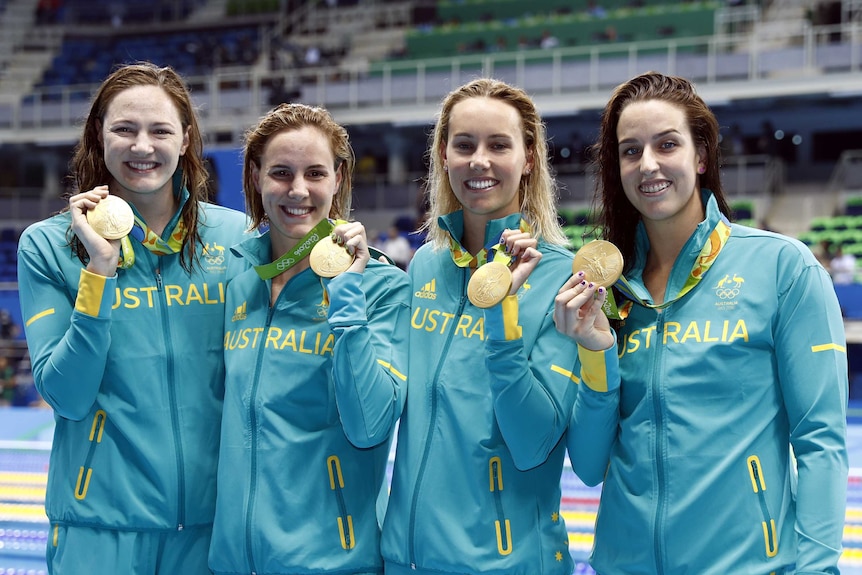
[465,179,497,190]
[127,161,158,171]
[640,181,671,193]
[284,206,313,216]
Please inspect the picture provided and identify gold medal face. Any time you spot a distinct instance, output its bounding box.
[86,195,135,240]
[467,261,513,309]
[309,237,355,278]
[572,239,624,287]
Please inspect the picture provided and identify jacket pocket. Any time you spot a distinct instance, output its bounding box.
[489,456,513,556]
[74,410,107,500]
[746,454,778,558]
[327,454,355,550]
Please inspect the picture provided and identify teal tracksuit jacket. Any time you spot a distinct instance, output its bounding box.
[569,190,849,575]
[16,194,250,532]
[209,232,410,575]
[382,211,580,575]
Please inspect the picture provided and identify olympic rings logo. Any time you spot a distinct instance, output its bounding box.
[715,288,739,299]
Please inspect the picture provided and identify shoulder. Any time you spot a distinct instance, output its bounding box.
[18,212,71,248]
[198,203,252,237]
[728,223,817,265]
[364,259,411,293]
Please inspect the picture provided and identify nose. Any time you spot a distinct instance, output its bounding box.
[287,176,308,198]
[130,133,154,155]
[639,146,659,175]
[470,147,490,171]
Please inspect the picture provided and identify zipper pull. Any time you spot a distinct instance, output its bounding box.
[155,268,163,292]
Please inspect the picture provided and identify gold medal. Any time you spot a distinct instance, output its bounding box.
[572,239,624,287]
[309,236,355,278]
[86,195,135,240]
[467,260,513,308]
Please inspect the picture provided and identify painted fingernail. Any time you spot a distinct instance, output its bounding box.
[580,280,587,286]
[598,287,605,295]
[330,233,337,242]
[577,271,585,278]
[588,283,594,289]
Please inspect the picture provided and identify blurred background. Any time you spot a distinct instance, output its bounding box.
[1,0,862,572]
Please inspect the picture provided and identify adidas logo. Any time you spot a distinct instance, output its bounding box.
[414,278,437,300]
[232,301,247,322]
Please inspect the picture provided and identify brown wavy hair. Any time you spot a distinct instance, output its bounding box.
[68,61,208,273]
[242,102,354,231]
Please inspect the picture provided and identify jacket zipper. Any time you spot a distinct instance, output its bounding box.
[651,309,666,573]
[408,267,469,568]
[328,455,355,550]
[747,455,778,557]
[244,301,275,573]
[155,266,186,531]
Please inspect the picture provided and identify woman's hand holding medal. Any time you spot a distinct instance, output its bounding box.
[467,228,542,308]
[310,221,370,277]
[554,240,622,351]
[70,185,131,276]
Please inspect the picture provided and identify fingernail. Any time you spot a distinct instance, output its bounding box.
[576,271,585,278]
[580,280,587,286]
[588,283,594,289]
[598,287,605,294]
[330,233,337,242]
[347,245,354,256]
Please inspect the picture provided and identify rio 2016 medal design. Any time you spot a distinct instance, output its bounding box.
[467,260,513,308]
[572,240,624,287]
[86,195,135,240]
[309,237,355,278]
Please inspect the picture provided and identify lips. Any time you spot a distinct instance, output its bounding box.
[639,180,671,194]
[465,178,498,190]
[283,206,314,217]
[126,161,158,171]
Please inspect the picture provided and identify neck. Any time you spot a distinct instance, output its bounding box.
[118,186,179,236]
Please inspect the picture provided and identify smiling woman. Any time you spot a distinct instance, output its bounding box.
[15,62,250,575]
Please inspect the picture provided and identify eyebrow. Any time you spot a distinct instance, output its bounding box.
[618,128,681,145]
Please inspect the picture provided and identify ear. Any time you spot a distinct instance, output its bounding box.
[179,126,190,157]
[96,119,104,146]
[524,149,535,176]
[251,161,262,194]
[696,145,708,174]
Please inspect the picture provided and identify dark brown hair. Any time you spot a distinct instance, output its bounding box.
[591,71,732,270]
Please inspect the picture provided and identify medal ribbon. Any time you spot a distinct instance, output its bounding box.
[117,217,187,270]
[253,218,347,280]
[613,217,731,315]
[448,218,530,269]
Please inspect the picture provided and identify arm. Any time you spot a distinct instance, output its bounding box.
[567,343,620,486]
[484,295,579,471]
[775,262,848,574]
[17,242,115,421]
[327,269,410,449]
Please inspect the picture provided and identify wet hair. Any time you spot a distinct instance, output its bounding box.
[422,77,567,248]
[242,102,354,231]
[68,61,207,273]
[590,71,732,270]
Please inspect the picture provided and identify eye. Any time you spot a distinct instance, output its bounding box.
[621,146,641,156]
[660,140,677,150]
[307,169,327,179]
[111,126,133,134]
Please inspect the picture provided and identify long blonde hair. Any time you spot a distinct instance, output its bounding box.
[422,78,567,248]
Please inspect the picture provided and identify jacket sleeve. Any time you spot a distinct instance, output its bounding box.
[326,269,410,449]
[774,260,848,574]
[17,235,116,421]
[566,342,621,487]
[484,294,579,471]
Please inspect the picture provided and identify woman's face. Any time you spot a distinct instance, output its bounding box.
[442,96,532,224]
[617,99,706,231]
[100,85,189,199]
[252,125,341,255]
